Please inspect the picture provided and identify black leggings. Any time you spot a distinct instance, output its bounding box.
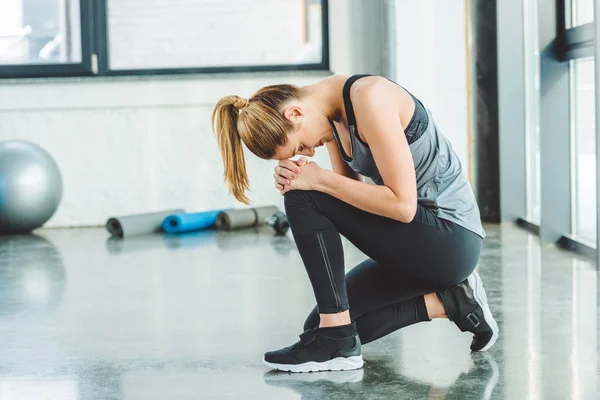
[284,190,482,345]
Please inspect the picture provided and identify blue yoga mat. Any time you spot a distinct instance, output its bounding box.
[162,210,227,234]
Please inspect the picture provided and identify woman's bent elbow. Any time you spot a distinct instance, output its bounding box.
[397,203,417,223]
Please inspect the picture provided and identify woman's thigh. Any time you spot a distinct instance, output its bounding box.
[286,190,481,286]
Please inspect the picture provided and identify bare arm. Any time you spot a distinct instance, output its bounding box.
[315,82,417,223]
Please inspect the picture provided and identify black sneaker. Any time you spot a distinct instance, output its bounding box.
[262,322,364,373]
[437,271,499,352]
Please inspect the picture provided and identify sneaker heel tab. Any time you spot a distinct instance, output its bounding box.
[353,336,362,351]
[437,290,455,322]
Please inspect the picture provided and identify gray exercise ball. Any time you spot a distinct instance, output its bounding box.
[0,140,63,234]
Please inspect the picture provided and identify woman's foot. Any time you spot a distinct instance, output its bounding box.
[437,271,499,352]
[263,322,363,373]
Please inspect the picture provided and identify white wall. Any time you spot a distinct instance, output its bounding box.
[0,0,469,229]
[328,0,386,76]
[0,74,331,228]
[394,0,469,168]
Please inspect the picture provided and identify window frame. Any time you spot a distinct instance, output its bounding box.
[0,0,330,79]
[559,0,595,61]
[562,23,595,60]
[558,0,599,254]
[0,0,95,79]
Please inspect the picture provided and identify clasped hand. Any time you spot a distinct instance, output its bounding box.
[273,157,324,195]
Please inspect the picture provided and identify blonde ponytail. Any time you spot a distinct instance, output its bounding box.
[212,84,304,204]
[212,96,251,204]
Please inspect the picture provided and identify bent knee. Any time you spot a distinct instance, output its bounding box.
[284,190,321,212]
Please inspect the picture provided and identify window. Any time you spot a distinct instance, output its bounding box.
[570,58,596,244]
[501,0,599,254]
[106,0,324,71]
[562,0,594,62]
[0,0,82,65]
[0,0,329,78]
[569,0,595,27]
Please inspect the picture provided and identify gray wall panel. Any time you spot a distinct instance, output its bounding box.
[497,0,527,222]
[538,0,572,243]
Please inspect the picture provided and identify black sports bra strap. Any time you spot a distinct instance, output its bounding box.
[342,74,371,127]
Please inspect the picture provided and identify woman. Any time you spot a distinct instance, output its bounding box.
[212,74,498,373]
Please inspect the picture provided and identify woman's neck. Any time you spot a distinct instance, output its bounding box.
[303,75,349,124]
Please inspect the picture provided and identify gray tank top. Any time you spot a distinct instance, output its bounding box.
[330,75,485,238]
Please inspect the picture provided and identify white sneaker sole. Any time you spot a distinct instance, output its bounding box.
[262,355,364,373]
[469,271,499,352]
[264,368,365,384]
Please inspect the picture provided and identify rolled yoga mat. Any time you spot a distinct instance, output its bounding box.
[215,206,279,231]
[162,210,226,234]
[106,209,184,237]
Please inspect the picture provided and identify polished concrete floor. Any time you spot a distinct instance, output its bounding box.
[0,223,598,400]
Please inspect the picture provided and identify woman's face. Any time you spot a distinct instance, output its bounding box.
[272,104,332,160]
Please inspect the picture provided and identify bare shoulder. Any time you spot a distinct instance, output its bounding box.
[321,73,351,86]
[351,76,406,106]
[350,77,415,133]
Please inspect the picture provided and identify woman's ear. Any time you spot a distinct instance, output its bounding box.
[283,105,303,121]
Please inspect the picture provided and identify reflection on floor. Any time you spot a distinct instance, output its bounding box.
[0,224,598,399]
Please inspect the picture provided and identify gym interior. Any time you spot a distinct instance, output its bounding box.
[0,1,599,399]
